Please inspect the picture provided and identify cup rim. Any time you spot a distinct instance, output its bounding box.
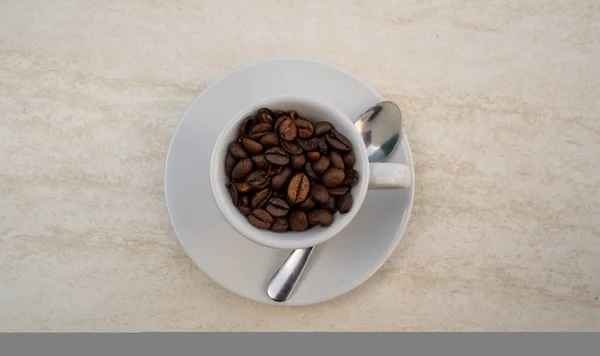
[210,95,370,249]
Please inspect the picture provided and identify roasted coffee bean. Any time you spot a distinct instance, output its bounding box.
[322,195,337,213]
[251,188,272,209]
[225,153,237,177]
[321,167,345,188]
[306,152,320,162]
[289,210,309,231]
[295,119,314,138]
[305,162,320,180]
[248,209,273,230]
[240,116,257,137]
[338,193,353,214]
[241,138,263,154]
[281,140,303,155]
[260,132,279,148]
[287,173,310,204]
[273,115,286,134]
[233,182,252,194]
[226,182,239,206]
[298,196,316,210]
[278,118,297,141]
[257,108,274,124]
[238,195,251,215]
[312,155,331,174]
[315,137,329,153]
[290,154,306,170]
[266,198,290,217]
[343,169,359,187]
[328,186,349,196]
[307,209,333,227]
[271,217,289,232]
[329,151,345,170]
[266,164,282,177]
[271,166,293,190]
[313,121,333,136]
[249,123,272,140]
[245,170,270,190]
[251,154,269,169]
[325,130,352,153]
[310,182,329,205]
[229,142,248,159]
[231,158,253,181]
[342,153,356,168]
[297,138,319,151]
[265,147,290,166]
[289,110,299,120]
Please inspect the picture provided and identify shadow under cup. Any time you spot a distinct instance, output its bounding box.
[210,96,370,250]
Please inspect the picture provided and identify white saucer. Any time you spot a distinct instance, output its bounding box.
[164,58,415,306]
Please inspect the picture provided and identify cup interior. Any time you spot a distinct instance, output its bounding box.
[210,96,369,249]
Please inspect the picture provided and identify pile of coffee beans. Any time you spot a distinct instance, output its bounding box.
[224,108,358,232]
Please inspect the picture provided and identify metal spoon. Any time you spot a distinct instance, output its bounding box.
[267,101,403,302]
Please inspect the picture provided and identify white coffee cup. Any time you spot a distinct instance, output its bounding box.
[210,96,411,249]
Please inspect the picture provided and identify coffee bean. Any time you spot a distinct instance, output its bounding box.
[260,132,280,148]
[298,196,316,210]
[229,142,248,159]
[233,182,252,194]
[265,147,290,166]
[321,167,345,188]
[226,182,239,205]
[297,138,319,151]
[273,115,286,134]
[306,152,320,162]
[287,173,310,204]
[271,166,293,190]
[315,137,329,153]
[313,121,333,136]
[248,209,273,229]
[245,170,270,190]
[271,217,289,232]
[343,169,359,187]
[278,118,297,141]
[251,154,269,169]
[307,209,333,227]
[238,195,251,215]
[325,130,352,153]
[289,110,299,120]
[329,151,345,170]
[305,162,320,180]
[328,186,349,196]
[322,196,337,213]
[338,193,353,214]
[266,198,290,217]
[266,164,282,177]
[289,210,308,231]
[249,123,272,140]
[225,153,237,177]
[281,141,303,155]
[240,116,257,137]
[310,182,329,205]
[342,153,356,168]
[241,138,263,154]
[290,154,306,170]
[312,155,331,174]
[231,158,253,181]
[295,119,314,138]
[257,108,274,124]
[251,188,272,209]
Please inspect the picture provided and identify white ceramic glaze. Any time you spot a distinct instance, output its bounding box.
[164,57,415,306]
[210,96,411,250]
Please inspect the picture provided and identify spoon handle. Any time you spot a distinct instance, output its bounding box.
[267,247,314,302]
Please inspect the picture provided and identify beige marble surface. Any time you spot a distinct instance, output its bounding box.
[1,0,599,331]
